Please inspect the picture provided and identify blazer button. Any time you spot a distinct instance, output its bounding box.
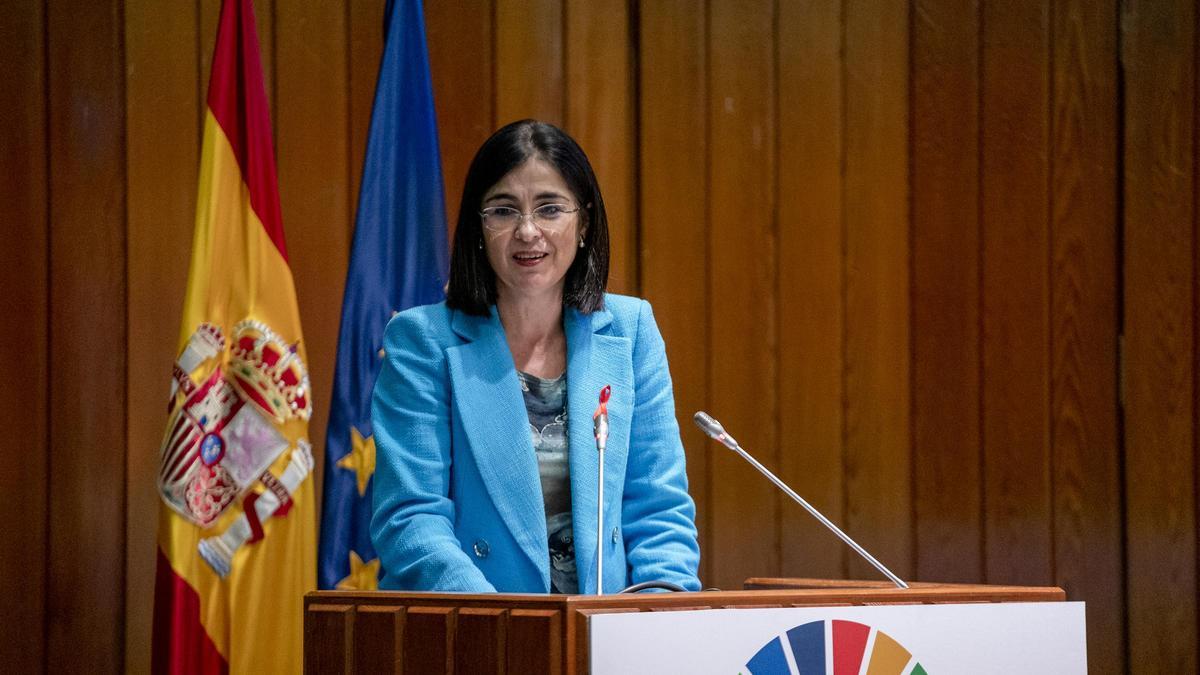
[473,539,490,558]
[611,527,619,544]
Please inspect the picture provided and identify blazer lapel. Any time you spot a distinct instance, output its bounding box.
[446,309,548,579]
[566,306,633,593]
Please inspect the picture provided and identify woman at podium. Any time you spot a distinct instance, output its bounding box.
[369,120,701,594]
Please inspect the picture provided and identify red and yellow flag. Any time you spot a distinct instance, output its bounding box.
[152,0,314,672]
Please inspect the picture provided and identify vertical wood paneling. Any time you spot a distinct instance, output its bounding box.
[404,607,456,674]
[124,2,200,673]
[348,0,387,222]
[911,0,983,583]
[777,0,845,580]
[507,609,561,675]
[980,0,1052,586]
[494,0,562,126]
[636,0,710,583]
[354,606,405,674]
[426,0,493,233]
[46,0,127,671]
[842,0,912,581]
[456,608,507,673]
[275,0,352,486]
[1050,1,1123,671]
[565,0,636,295]
[0,4,48,673]
[707,0,777,589]
[1122,0,1197,671]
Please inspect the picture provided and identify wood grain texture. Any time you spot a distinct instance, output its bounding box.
[0,3,47,673]
[565,0,636,295]
[46,0,127,670]
[123,2,201,673]
[911,0,983,583]
[1121,0,1197,671]
[426,0,492,234]
[841,0,912,581]
[635,0,710,584]
[456,608,507,674]
[494,0,563,126]
[776,0,845,580]
[980,0,1052,586]
[354,606,404,674]
[274,0,351,494]
[304,604,355,675]
[507,609,561,675]
[706,0,778,589]
[705,0,782,586]
[404,606,456,674]
[348,0,387,225]
[1049,0,1123,671]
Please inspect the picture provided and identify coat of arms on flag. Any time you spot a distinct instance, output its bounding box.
[159,320,313,577]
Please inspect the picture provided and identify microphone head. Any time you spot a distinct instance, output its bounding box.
[693,411,737,448]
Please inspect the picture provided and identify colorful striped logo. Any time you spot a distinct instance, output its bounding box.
[744,619,926,675]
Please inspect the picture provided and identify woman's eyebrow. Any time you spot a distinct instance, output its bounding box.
[483,192,517,204]
[535,191,568,201]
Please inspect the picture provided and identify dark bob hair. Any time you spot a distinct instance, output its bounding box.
[445,119,609,316]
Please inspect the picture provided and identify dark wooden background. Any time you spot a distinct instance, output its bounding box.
[1,1,1195,673]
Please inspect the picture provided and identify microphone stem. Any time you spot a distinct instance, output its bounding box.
[725,439,909,590]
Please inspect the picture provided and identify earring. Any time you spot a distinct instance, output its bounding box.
[478,240,483,250]
[578,237,585,249]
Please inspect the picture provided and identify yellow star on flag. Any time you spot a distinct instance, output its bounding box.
[337,426,376,496]
[335,550,380,590]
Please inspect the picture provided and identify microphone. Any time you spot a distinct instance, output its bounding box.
[593,385,612,595]
[693,411,909,589]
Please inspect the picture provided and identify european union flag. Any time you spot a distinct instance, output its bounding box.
[318,0,448,590]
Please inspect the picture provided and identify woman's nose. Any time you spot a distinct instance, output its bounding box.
[513,215,542,241]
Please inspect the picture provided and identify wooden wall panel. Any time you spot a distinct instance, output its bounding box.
[565,0,636,295]
[495,0,563,126]
[911,0,983,583]
[841,0,912,582]
[636,0,709,583]
[348,0,387,222]
[123,2,201,673]
[46,0,127,671]
[1049,1,1123,671]
[980,0,1052,586]
[0,4,48,673]
[706,0,778,589]
[275,0,352,488]
[777,0,845,580]
[426,0,493,233]
[1122,0,1197,671]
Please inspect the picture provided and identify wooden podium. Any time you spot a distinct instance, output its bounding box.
[304,579,1067,674]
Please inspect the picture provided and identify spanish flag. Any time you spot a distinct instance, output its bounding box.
[152,0,315,672]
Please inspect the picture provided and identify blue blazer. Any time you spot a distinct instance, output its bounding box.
[370,294,701,594]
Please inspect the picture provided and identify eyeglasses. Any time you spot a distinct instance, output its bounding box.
[479,204,581,233]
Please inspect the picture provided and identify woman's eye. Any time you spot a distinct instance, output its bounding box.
[491,207,520,219]
[536,205,565,218]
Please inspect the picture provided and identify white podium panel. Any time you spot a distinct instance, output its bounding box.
[590,601,1086,674]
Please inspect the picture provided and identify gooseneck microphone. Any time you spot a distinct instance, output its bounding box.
[693,411,909,589]
[593,386,612,595]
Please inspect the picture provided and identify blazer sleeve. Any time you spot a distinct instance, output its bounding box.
[369,311,496,592]
[621,299,702,590]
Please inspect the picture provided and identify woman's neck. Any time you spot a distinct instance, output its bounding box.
[496,292,567,378]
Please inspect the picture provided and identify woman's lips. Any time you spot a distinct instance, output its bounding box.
[513,252,548,267]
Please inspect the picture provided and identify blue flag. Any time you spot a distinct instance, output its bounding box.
[318,0,448,590]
